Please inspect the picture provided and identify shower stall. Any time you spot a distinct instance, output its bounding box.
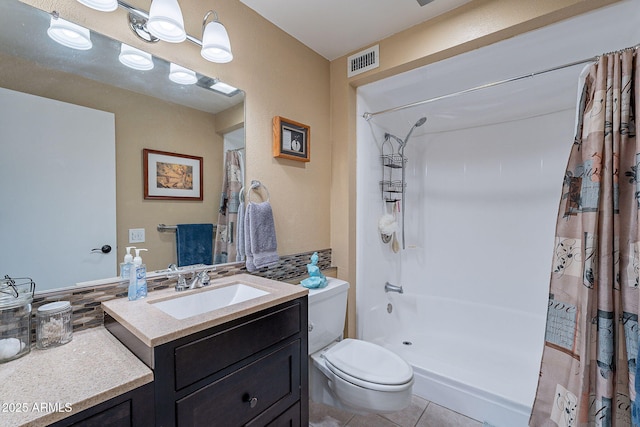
[355,1,640,426]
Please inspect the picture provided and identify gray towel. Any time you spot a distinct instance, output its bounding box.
[244,201,278,272]
[236,200,245,262]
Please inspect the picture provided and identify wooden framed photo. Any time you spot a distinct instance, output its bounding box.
[143,149,203,200]
[273,116,310,162]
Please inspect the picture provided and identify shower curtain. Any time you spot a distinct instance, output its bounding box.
[530,50,640,426]
[213,150,243,264]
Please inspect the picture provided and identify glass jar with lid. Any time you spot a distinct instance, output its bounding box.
[36,301,73,349]
[0,277,35,363]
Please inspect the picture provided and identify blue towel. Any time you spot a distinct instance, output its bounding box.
[176,223,213,267]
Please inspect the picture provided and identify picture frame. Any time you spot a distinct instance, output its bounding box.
[273,116,310,162]
[143,148,203,200]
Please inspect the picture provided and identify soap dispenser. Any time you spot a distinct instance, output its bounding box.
[120,246,136,280]
[132,248,148,300]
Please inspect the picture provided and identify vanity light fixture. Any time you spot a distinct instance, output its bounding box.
[195,76,240,96]
[128,12,160,43]
[169,63,197,85]
[47,14,93,50]
[200,11,233,63]
[147,0,187,43]
[118,43,154,70]
[209,80,240,97]
[76,0,118,12]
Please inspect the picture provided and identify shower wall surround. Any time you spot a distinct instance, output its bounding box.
[357,108,575,425]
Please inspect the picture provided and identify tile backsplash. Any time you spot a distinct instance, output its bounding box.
[30,248,331,336]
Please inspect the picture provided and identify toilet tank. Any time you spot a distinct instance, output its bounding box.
[307,278,349,354]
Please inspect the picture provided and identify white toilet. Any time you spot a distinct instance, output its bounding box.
[307,277,414,414]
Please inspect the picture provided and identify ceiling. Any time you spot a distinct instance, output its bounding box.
[239,0,473,60]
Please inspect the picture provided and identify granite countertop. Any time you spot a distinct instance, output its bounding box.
[102,273,308,347]
[0,327,153,427]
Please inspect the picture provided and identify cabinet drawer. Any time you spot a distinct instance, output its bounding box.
[174,302,300,390]
[247,401,301,427]
[176,340,301,427]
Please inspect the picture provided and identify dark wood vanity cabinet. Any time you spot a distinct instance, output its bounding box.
[106,296,308,427]
[49,382,154,427]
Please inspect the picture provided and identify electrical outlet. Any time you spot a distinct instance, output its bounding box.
[129,228,145,243]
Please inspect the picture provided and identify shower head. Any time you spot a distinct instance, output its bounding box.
[402,117,427,148]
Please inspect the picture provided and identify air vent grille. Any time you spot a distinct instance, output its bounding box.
[347,45,379,78]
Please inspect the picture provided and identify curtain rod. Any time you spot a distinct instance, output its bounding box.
[362,56,601,121]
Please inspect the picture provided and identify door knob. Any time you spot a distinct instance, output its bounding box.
[90,245,112,254]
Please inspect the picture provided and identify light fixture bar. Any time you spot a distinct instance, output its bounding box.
[116,0,203,46]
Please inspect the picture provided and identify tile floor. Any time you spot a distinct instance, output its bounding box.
[309,395,483,427]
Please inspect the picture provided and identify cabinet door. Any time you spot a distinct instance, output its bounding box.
[176,340,300,427]
[49,383,153,427]
[67,401,131,427]
[0,87,116,290]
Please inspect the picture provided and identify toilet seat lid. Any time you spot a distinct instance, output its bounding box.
[324,339,413,386]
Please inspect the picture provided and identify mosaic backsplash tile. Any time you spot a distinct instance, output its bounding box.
[29,249,331,338]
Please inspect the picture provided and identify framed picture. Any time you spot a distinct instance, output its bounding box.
[273,116,310,162]
[143,149,203,200]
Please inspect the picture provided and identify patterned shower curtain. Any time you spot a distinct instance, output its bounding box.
[530,49,640,426]
[213,150,243,264]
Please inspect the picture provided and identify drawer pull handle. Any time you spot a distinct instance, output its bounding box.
[243,394,258,408]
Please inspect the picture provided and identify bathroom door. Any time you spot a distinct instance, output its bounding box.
[0,87,117,291]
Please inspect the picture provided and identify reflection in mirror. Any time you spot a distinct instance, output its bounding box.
[0,0,245,292]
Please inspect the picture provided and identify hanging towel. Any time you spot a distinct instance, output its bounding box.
[176,223,214,267]
[236,197,246,262]
[244,201,279,272]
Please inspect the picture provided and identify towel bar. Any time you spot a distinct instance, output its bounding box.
[158,224,217,232]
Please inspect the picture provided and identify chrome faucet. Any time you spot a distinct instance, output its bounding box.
[188,271,211,289]
[384,282,403,294]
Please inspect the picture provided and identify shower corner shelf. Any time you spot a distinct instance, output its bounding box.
[379,180,405,194]
[381,154,406,169]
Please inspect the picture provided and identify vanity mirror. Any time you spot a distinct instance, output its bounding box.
[0,0,245,292]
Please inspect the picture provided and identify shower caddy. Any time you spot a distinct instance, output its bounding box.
[380,134,406,202]
[380,134,407,248]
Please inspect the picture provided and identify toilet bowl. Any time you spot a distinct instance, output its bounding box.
[307,278,414,414]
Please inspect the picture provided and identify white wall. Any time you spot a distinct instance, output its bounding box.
[354,0,640,421]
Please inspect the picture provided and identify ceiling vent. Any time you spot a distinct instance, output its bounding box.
[347,45,379,78]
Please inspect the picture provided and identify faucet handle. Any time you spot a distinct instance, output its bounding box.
[199,271,211,286]
[175,274,187,292]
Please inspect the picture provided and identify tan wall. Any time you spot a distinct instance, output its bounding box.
[24,0,332,270]
[329,0,623,337]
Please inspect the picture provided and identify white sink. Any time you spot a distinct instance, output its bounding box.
[152,283,270,320]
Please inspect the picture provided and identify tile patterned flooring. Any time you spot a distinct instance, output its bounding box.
[309,395,483,427]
